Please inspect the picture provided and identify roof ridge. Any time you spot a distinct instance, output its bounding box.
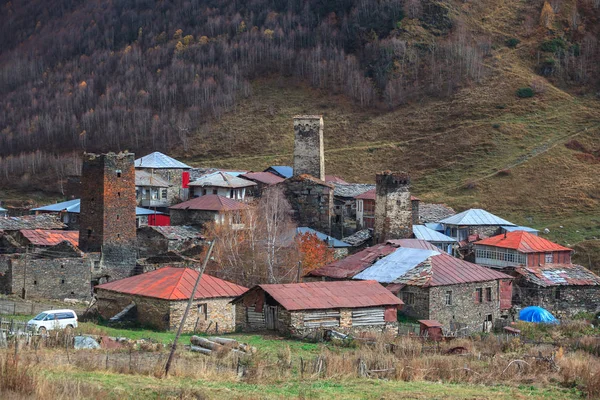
[168,266,190,300]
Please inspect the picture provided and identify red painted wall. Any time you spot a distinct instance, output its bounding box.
[148,214,170,226]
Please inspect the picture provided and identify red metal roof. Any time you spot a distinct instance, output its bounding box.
[514,264,600,287]
[253,280,402,311]
[95,267,248,300]
[427,253,512,286]
[475,231,571,253]
[20,229,79,247]
[169,194,249,212]
[354,188,419,201]
[240,171,285,185]
[307,243,397,278]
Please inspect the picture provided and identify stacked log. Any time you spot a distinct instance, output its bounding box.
[189,336,256,355]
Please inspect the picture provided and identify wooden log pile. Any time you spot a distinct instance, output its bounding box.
[189,336,256,356]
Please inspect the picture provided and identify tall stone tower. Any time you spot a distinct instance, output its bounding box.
[79,152,137,279]
[373,171,413,244]
[293,115,325,181]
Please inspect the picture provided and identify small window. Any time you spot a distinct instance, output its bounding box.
[554,288,561,300]
[33,280,37,285]
[87,229,92,238]
[60,264,64,269]
[198,303,208,320]
[118,192,121,197]
[117,214,120,220]
[475,288,483,303]
[230,189,234,198]
[545,253,553,264]
[402,292,415,305]
[445,290,453,306]
[61,279,65,284]
[485,287,492,302]
[117,233,120,239]
[161,189,167,199]
[116,170,122,177]
[202,189,207,196]
[212,189,218,195]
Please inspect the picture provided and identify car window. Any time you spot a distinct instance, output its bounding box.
[57,312,75,319]
[33,313,48,321]
[44,314,55,321]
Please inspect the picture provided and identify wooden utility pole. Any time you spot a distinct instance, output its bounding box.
[164,240,215,376]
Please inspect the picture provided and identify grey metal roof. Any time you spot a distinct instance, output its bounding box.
[265,166,293,179]
[342,229,373,247]
[333,183,375,198]
[134,152,191,169]
[188,172,256,188]
[501,225,539,234]
[424,222,443,231]
[33,199,162,216]
[439,209,515,226]
[297,227,351,248]
[413,225,457,243]
[135,170,170,187]
[353,247,439,283]
[0,206,6,212]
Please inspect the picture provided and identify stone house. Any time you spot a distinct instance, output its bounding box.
[512,264,600,318]
[0,242,95,300]
[169,194,250,228]
[188,172,256,201]
[412,225,456,254]
[95,266,247,333]
[439,209,515,243]
[332,183,374,233]
[474,231,572,270]
[279,174,334,235]
[309,239,513,334]
[239,171,285,198]
[134,152,192,205]
[137,226,204,258]
[232,280,402,338]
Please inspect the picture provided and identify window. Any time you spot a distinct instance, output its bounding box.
[445,290,453,306]
[212,189,218,195]
[554,288,561,300]
[485,287,492,302]
[402,292,415,305]
[116,170,122,178]
[33,280,37,285]
[475,288,483,303]
[61,279,65,284]
[118,192,121,197]
[358,200,363,212]
[230,189,234,198]
[117,214,120,220]
[202,189,207,196]
[197,303,208,320]
[87,229,92,238]
[161,189,167,199]
[545,253,553,264]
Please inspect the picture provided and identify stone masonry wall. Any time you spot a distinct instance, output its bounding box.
[398,286,430,320]
[10,257,92,300]
[513,282,600,318]
[282,179,333,234]
[169,298,237,333]
[293,116,325,181]
[138,167,187,205]
[170,209,217,227]
[429,281,500,334]
[96,290,170,329]
[374,172,412,243]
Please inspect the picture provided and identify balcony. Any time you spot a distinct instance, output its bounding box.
[140,198,169,208]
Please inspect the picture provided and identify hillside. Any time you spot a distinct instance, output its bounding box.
[1,0,599,245]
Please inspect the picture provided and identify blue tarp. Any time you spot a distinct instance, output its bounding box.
[519,306,558,324]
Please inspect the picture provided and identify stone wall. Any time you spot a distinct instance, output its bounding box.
[9,256,92,300]
[281,178,333,234]
[373,171,412,243]
[293,116,325,181]
[96,289,237,333]
[429,281,501,334]
[169,297,237,333]
[170,209,217,227]
[398,286,431,320]
[513,282,600,318]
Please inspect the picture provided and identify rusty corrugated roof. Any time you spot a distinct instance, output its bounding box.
[306,243,397,278]
[20,229,79,247]
[426,253,512,286]
[475,231,571,253]
[240,172,285,185]
[249,280,402,311]
[170,194,249,212]
[0,215,66,231]
[515,264,600,287]
[388,239,441,251]
[95,266,248,300]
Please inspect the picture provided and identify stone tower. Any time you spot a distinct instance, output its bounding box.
[293,115,325,181]
[79,152,137,279]
[373,171,413,244]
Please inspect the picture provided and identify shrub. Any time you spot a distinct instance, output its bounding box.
[496,169,511,176]
[492,123,501,129]
[540,37,566,53]
[516,87,535,98]
[505,38,520,48]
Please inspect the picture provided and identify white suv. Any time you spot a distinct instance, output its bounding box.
[27,309,78,333]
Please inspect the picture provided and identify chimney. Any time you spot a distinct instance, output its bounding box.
[373,171,413,243]
[293,115,325,181]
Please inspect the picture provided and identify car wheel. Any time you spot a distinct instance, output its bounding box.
[39,327,47,335]
[65,324,74,334]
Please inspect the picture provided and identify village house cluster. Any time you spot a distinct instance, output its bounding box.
[0,115,598,337]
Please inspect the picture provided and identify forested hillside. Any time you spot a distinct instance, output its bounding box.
[1,0,599,176]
